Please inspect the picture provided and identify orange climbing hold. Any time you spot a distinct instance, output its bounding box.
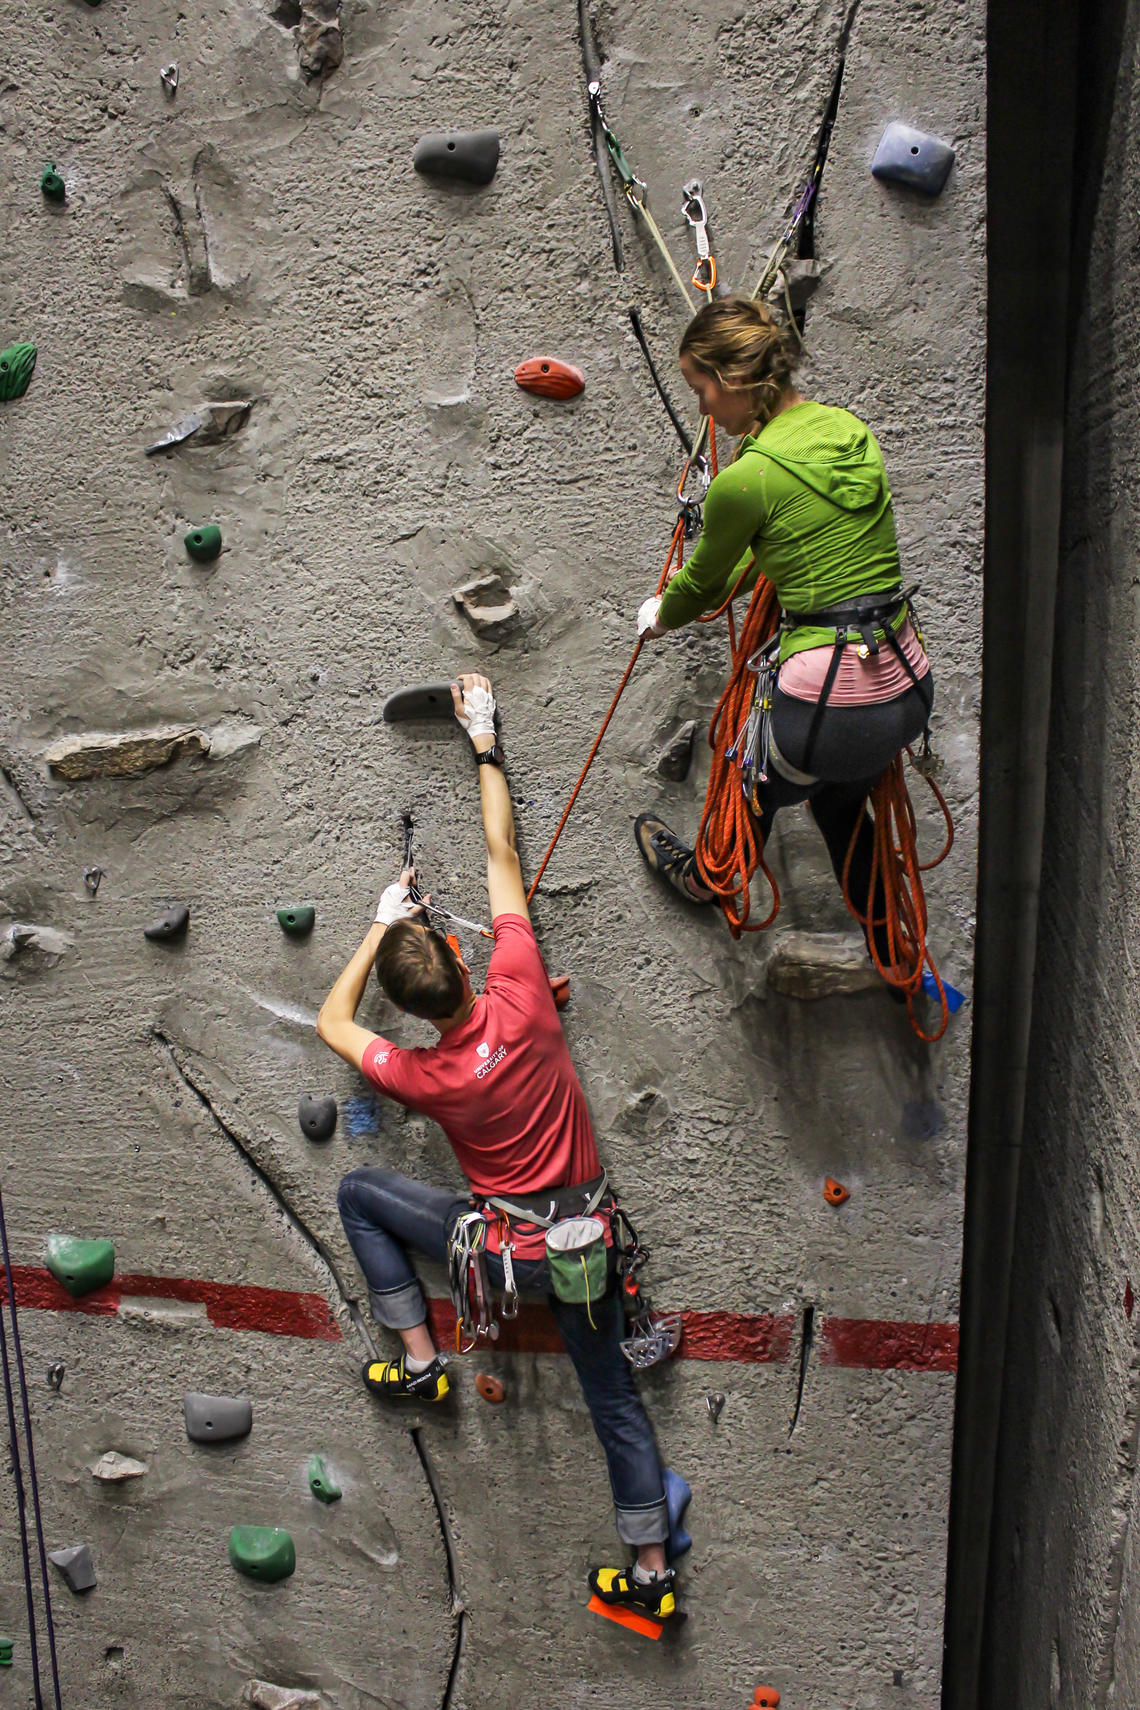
[587,1594,664,1640]
[475,1372,505,1403]
[752,1688,780,1708]
[549,974,570,1009]
[514,357,585,399]
[824,1177,850,1206]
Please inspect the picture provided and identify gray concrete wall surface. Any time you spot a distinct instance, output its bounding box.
[983,6,1140,1707]
[0,0,982,1705]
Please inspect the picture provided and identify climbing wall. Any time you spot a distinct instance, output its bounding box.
[0,0,982,1705]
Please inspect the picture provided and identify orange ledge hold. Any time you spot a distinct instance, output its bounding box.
[752,1689,781,1708]
[587,1594,664,1640]
[824,1176,850,1206]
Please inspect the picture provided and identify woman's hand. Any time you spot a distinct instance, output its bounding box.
[637,594,667,639]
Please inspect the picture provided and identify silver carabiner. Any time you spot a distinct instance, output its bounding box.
[681,178,710,257]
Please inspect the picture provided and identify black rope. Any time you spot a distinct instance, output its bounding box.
[627,307,693,455]
[798,0,861,261]
[0,1181,63,1708]
[578,0,624,271]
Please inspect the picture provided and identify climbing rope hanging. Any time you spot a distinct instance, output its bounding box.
[0,1178,64,1709]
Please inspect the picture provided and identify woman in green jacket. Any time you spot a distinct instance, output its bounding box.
[635,296,933,949]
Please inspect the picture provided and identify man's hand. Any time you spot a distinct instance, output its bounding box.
[638,594,667,639]
[451,673,497,747]
[374,867,425,926]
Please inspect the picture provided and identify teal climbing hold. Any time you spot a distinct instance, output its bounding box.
[44,1234,114,1298]
[40,165,66,204]
[184,524,222,563]
[228,1526,296,1583]
[308,1454,341,1504]
[0,1638,12,1668]
[277,906,315,938]
[0,343,37,401]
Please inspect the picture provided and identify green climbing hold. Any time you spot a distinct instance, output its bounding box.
[308,1454,341,1504]
[44,1234,115,1298]
[0,343,37,401]
[0,1638,12,1669]
[277,906,315,938]
[40,165,66,204]
[184,524,222,563]
[228,1526,296,1583]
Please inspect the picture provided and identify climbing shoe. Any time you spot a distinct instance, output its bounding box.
[361,1354,450,1402]
[588,1564,677,1621]
[634,813,712,904]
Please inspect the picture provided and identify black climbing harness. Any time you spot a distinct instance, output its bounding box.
[0,1178,63,1709]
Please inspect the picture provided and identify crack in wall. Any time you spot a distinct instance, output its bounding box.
[411,1427,467,1710]
[789,1303,815,1436]
[152,1026,376,1357]
[0,765,36,826]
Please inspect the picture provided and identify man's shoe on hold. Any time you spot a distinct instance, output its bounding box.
[634,813,712,904]
[588,1564,677,1620]
[361,1354,450,1402]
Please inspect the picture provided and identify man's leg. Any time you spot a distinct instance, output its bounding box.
[546,1277,675,1615]
[337,1168,459,1397]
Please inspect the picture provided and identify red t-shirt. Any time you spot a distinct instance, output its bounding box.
[360,914,602,1258]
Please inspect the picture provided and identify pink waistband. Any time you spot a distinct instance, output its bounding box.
[779,621,930,707]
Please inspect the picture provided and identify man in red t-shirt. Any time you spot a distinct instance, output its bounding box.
[316,673,675,1621]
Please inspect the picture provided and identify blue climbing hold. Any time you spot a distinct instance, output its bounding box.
[663,1467,692,1563]
[871,122,956,197]
[921,971,965,1011]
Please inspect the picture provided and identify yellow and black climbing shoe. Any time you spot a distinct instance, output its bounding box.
[634,814,712,905]
[361,1354,450,1402]
[588,1564,677,1620]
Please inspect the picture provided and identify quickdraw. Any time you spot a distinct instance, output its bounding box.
[681,178,717,300]
[448,1211,499,1353]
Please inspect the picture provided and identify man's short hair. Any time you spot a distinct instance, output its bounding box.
[375,921,464,1020]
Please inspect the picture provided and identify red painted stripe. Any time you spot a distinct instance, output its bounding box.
[819,1317,959,1373]
[2,1269,958,1371]
[3,1267,341,1342]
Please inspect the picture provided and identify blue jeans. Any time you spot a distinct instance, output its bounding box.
[337,1166,668,1546]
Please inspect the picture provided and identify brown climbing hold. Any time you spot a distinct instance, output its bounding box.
[549,974,570,1009]
[514,358,585,400]
[823,1177,850,1207]
[475,1372,505,1403]
[752,1689,780,1708]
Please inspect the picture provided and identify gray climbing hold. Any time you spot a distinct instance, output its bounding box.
[48,1543,96,1593]
[244,1681,329,1708]
[766,932,881,999]
[871,122,956,197]
[3,922,74,962]
[656,720,697,782]
[298,1094,337,1142]
[88,1451,148,1482]
[308,1454,341,1504]
[413,129,500,187]
[706,1391,725,1422]
[452,573,519,640]
[144,904,190,942]
[183,1392,253,1443]
[381,682,456,722]
[767,258,824,313]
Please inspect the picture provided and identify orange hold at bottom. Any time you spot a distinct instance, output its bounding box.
[475,1372,505,1403]
[549,974,571,1009]
[752,1689,781,1708]
[824,1177,850,1206]
[587,1595,664,1640]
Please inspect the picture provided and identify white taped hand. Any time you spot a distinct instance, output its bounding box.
[453,682,497,741]
[374,879,420,926]
[638,594,666,639]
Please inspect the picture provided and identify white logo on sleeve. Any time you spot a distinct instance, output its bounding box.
[376,1051,391,1066]
[474,1041,507,1079]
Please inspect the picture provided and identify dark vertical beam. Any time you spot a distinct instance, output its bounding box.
[941,2,1080,1704]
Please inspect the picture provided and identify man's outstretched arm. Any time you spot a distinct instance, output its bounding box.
[451,672,529,923]
[316,870,421,1071]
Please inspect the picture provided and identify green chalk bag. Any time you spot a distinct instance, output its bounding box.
[545,1215,608,1326]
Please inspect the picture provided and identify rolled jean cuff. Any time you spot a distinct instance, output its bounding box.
[368,1279,427,1331]
[615,1497,669,1547]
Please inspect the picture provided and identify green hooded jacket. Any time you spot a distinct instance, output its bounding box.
[656,400,903,660]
